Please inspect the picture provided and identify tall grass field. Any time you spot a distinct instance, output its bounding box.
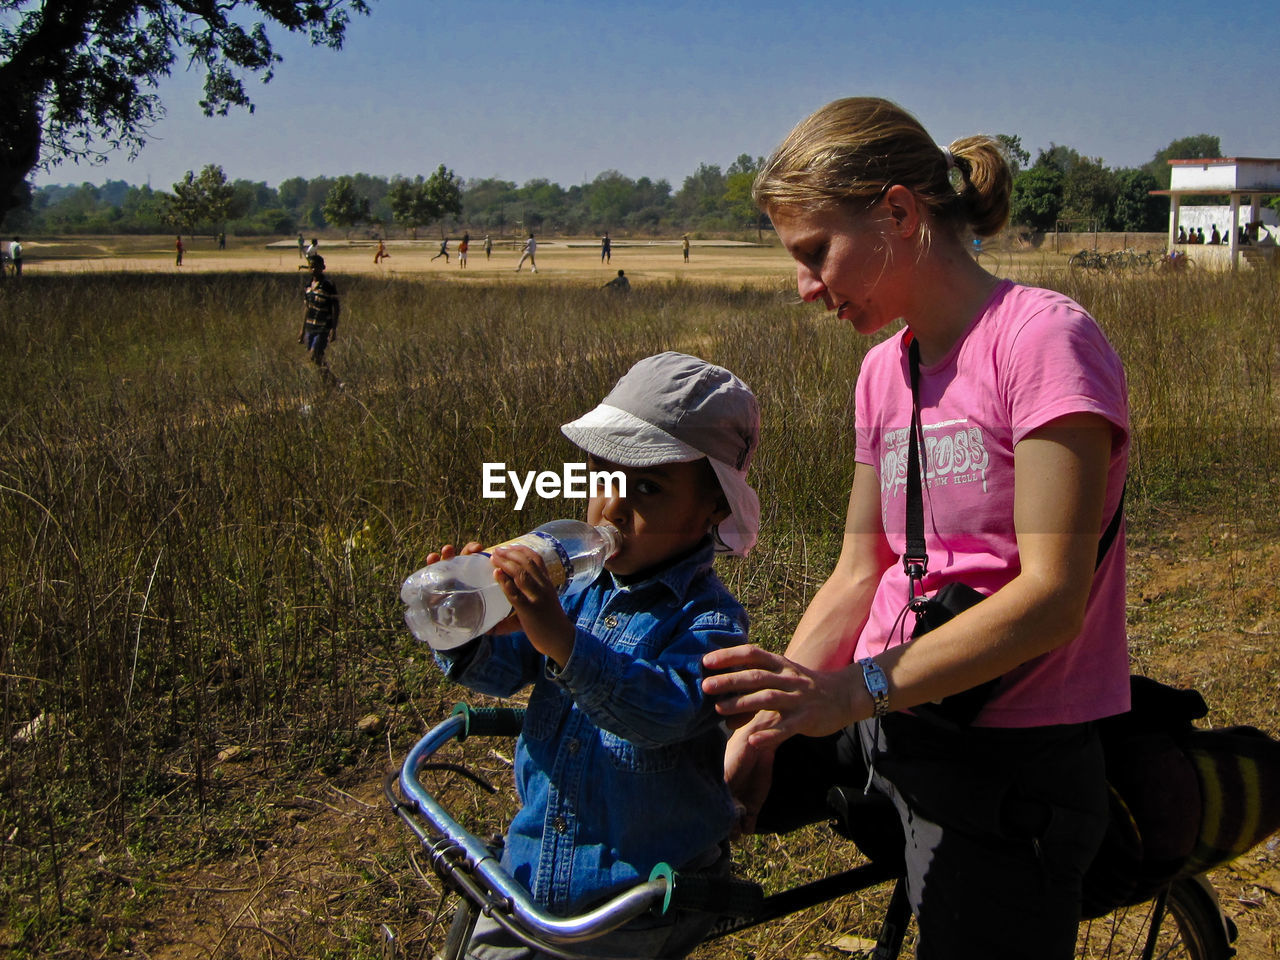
[1,264,1278,958]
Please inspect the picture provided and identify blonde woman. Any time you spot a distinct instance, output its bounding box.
[702,97,1130,958]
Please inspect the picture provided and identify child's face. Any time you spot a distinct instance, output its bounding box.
[585,455,728,578]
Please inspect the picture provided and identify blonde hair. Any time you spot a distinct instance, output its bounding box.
[752,97,1012,239]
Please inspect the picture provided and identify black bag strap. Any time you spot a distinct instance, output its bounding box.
[903,336,1123,603]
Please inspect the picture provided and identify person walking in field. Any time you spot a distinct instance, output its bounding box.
[515,231,538,272]
[175,235,184,266]
[297,254,341,378]
[682,233,690,262]
[9,237,22,278]
[297,233,306,258]
[458,232,469,268]
[484,234,493,260]
[601,231,612,263]
[431,237,450,263]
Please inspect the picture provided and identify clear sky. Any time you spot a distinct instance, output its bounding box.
[32,0,1280,191]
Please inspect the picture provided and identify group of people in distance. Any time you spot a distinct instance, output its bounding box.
[423,94,1132,960]
[1178,222,1263,245]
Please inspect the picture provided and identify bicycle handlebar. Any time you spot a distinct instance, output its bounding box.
[392,703,700,945]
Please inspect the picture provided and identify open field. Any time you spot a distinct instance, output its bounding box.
[11,232,1074,285]
[1,241,1278,959]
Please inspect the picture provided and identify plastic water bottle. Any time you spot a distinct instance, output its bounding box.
[401,519,621,650]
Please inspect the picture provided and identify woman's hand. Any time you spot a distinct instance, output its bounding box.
[702,644,863,747]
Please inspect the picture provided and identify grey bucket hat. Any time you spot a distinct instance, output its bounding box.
[561,352,761,556]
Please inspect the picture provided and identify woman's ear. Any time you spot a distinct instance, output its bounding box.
[882,184,922,239]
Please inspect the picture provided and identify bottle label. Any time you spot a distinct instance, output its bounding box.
[491,531,573,589]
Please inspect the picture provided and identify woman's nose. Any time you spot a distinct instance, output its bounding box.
[796,264,826,303]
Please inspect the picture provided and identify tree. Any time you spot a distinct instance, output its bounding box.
[0,1,372,219]
[1142,135,1222,190]
[724,154,764,230]
[1061,157,1117,227]
[587,170,635,227]
[167,164,236,234]
[425,165,463,231]
[1010,165,1064,231]
[1111,168,1165,232]
[323,176,371,236]
[996,134,1031,174]
[1035,143,1084,175]
[387,175,440,238]
[675,163,726,221]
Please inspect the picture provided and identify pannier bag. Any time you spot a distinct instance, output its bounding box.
[1082,675,1280,916]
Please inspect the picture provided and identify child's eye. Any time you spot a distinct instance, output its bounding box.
[633,479,661,496]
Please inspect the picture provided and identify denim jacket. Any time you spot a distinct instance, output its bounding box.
[437,538,745,916]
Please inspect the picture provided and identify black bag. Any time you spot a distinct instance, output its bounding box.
[908,582,995,726]
[1083,675,1280,915]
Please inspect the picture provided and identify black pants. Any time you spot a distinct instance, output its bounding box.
[759,715,1108,960]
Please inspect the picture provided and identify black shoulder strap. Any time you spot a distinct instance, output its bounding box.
[903,339,928,597]
[904,336,1123,597]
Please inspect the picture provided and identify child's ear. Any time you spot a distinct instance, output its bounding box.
[708,494,731,528]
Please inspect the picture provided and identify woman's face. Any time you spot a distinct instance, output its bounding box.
[769,201,910,336]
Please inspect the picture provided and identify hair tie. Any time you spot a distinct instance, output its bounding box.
[940,146,956,171]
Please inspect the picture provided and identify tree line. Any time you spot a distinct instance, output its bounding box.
[7,134,1274,240]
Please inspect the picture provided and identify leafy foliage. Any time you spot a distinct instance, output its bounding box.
[323,175,372,235]
[166,164,236,233]
[0,0,372,217]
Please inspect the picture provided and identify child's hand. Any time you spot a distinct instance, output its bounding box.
[489,545,575,668]
[424,541,485,566]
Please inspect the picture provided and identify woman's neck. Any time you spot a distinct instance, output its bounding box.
[903,240,1002,365]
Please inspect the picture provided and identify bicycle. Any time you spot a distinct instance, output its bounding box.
[1158,252,1195,273]
[387,705,1237,960]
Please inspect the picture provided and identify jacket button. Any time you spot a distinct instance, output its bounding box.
[567,738,580,754]
[603,614,619,628]
[553,816,568,834]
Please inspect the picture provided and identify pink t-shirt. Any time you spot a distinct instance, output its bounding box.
[854,280,1130,727]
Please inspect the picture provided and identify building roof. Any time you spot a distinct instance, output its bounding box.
[1168,157,1280,166]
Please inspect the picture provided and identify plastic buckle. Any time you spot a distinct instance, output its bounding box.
[903,557,928,604]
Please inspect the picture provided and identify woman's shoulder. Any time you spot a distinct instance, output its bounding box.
[991,282,1097,331]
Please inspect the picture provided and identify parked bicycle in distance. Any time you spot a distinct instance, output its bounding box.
[1158,250,1196,272]
[1069,248,1157,272]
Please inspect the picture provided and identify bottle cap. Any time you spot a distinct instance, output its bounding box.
[595,523,622,559]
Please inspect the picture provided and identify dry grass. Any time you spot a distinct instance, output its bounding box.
[1,239,1277,958]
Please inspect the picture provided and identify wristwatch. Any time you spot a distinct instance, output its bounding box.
[858,658,890,719]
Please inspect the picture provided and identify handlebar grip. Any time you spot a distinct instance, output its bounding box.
[451,703,525,740]
[665,871,764,918]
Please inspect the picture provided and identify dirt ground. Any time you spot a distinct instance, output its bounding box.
[11,233,1068,286]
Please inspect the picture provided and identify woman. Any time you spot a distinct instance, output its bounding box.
[701,98,1130,958]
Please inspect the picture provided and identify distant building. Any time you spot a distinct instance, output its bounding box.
[1152,157,1280,270]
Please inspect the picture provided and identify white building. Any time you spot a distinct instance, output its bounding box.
[1152,157,1280,270]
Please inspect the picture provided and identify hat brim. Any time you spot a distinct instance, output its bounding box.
[561,404,759,557]
[561,404,702,467]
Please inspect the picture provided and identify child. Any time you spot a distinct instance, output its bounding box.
[428,351,760,959]
[296,255,339,370]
